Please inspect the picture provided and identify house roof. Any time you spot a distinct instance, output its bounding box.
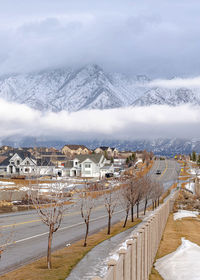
[99,146,110,151]
[0,156,7,164]
[63,144,89,151]
[36,158,55,166]
[3,149,34,160]
[76,154,103,164]
[100,164,113,170]
[0,156,11,166]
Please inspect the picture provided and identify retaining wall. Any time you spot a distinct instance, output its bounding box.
[92,190,179,280]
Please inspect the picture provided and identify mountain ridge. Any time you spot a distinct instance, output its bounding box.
[1,64,200,112]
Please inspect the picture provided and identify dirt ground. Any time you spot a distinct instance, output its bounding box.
[149,191,200,280]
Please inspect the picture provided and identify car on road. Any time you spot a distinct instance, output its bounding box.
[155,170,161,175]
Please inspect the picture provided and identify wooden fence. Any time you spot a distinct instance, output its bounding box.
[92,190,179,280]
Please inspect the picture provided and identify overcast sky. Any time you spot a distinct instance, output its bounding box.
[0,0,200,77]
[0,0,200,142]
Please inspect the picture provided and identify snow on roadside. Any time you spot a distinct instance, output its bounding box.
[173,210,199,221]
[185,182,195,193]
[189,169,200,178]
[0,181,15,185]
[155,238,200,280]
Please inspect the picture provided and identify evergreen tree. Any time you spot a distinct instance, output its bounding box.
[126,157,130,165]
[192,151,197,162]
[197,155,200,166]
[132,153,136,162]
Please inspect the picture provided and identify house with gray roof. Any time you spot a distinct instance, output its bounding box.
[63,154,113,178]
[0,151,55,177]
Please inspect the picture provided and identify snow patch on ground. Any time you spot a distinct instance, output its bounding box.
[189,169,200,178]
[155,238,200,280]
[173,210,199,221]
[185,182,195,193]
[0,181,15,185]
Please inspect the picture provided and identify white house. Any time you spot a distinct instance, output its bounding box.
[0,152,55,176]
[64,154,113,178]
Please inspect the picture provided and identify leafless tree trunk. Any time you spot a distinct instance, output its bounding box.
[31,183,68,269]
[80,188,94,247]
[0,226,15,261]
[119,186,131,228]
[104,188,118,235]
[151,181,164,210]
[142,175,154,215]
[135,177,144,218]
[126,177,137,222]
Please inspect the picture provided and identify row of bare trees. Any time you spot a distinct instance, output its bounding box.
[80,176,164,250]
[0,176,163,270]
[120,175,164,227]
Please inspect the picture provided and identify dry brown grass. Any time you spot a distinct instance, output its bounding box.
[0,219,141,280]
[149,190,200,280]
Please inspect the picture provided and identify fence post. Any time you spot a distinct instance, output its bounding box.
[127,240,134,280]
[119,248,128,280]
[130,235,137,280]
[107,259,117,280]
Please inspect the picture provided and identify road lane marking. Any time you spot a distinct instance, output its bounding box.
[0,219,41,228]
[158,160,168,180]
[0,204,105,229]
[2,209,125,246]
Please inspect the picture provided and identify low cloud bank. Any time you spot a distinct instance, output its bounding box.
[149,76,200,89]
[0,98,200,140]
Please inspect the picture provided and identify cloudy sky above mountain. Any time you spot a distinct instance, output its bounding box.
[0,0,200,77]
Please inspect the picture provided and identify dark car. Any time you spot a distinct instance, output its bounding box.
[155,170,161,175]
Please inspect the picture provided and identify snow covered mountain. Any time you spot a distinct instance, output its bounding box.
[133,88,200,106]
[0,64,142,112]
[0,64,200,111]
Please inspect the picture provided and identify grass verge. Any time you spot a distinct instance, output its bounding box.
[149,191,200,280]
[0,219,141,280]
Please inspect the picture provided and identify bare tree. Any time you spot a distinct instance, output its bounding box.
[151,181,164,209]
[80,188,94,247]
[135,177,145,218]
[119,185,131,228]
[126,177,137,222]
[31,183,68,269]
[142,175,154,215]
[104,188,118,235]
[155,181,164,206]
[0,226,15,260]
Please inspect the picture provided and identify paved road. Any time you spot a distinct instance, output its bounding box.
[150,158,180,187]
[0,159,180,275]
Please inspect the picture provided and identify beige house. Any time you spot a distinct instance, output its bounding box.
[61,145,90,156]
[94,146,118,157]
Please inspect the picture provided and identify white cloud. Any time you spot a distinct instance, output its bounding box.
[149,76,200,88]
[0,98,200,140]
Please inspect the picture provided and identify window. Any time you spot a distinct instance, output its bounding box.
[85,163,91,168]
[16,160,20,165]
[25,168,29,173]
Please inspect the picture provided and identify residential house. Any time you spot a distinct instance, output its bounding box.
[0,145,13,154]
[0,151,55,177]
[64,154,113,178]
[0,151,37,176]
[61,145,91,157]
[94,146,118,158]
